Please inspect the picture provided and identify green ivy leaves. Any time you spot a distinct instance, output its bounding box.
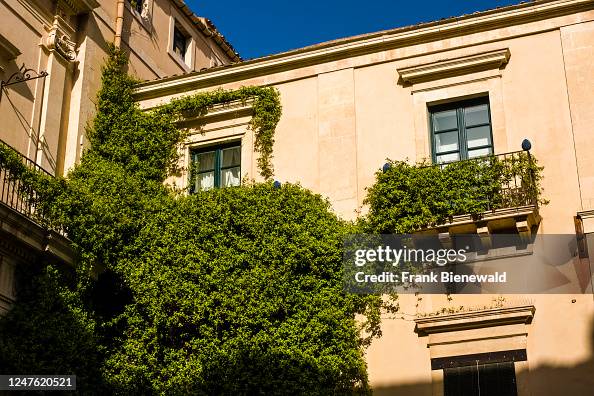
[0,45,380,395]
[363,153,545,233]
[156,86,281,180]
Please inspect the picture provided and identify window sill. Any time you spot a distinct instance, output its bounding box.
[167,49,191,73]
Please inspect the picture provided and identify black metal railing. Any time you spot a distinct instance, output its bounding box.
[0,139,53,223]
[496,150,539,209]
[430,150,539,214]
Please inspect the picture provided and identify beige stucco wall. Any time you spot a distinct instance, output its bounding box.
[137,3,592,226]
[136,1,594,394]
[2,0,593,393]
[0,0,237,321]
[0,0,236,176]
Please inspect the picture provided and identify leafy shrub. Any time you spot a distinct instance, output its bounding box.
[363,154,545,233]
[0,46,382,395]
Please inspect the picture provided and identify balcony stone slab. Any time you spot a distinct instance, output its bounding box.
[0,201,75,266]
[414,204,541,244]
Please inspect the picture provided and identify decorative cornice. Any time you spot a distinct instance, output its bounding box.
[181,105,253,126]
[415,305,536,336]
[397,49,510,84]
[14,0,54,26]
[57,0,99,15]
[159,98,254,125]
[0,235,38,263]
[133,0,594,99]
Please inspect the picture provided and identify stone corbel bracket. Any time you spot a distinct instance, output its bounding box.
[414,205,541,249]
[398,48,511,85]
[43,16,77,62]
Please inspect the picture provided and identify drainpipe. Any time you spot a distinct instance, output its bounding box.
[114,0,125,47]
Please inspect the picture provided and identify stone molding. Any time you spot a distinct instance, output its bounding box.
[0,202,76,266]
[134,0,594,99]
[0,34,21,61]
[415,305,536,336]
[57,0,100,16]
[397,49,510,84]
[0,236,37,264]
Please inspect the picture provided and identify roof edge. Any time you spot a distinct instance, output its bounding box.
[172,0,241,63]
[135,0,593,98]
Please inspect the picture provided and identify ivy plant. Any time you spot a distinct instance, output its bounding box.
[0,45,383,395]
[363,154,546,233]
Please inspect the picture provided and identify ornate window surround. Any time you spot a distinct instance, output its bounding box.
[397,48,512,163]
[415,304,535,396]
[164,100,255,191]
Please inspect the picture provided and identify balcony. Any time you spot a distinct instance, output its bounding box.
[415,150,542,243]
[0,140,52,219]
[366,148,543,247]
[0,139,74,267]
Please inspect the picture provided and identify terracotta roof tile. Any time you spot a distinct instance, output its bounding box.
[172,0,241,63]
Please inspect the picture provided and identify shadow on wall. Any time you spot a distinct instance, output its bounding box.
[373,381,433,396]
[523,312,594,396]
[372,313,594,396]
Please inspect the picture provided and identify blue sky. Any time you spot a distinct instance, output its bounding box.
[189,0,524,60]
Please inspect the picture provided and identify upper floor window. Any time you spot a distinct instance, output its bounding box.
[127,0,143,14]
[173,24,189,60]
[430,97,493,164]
[190,143,241,192]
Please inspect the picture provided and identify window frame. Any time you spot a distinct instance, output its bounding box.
[172,24,189,60]
[167,13,195,71]
[433,349,524,396]
[127,0,143,14]
[190,142,241,192]
[429,96,494,164]
[443,361,518,396]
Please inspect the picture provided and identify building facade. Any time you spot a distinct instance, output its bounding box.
[134,0,594,394]
[0,0,237,312]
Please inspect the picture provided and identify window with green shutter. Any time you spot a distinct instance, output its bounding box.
[190,143,241,192]
[430,97,494,164]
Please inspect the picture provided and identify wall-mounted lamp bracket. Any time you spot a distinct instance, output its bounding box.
[0,63,48,101]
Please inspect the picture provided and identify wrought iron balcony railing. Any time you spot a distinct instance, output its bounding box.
[0,139,53,224]
[437,150,539,213]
